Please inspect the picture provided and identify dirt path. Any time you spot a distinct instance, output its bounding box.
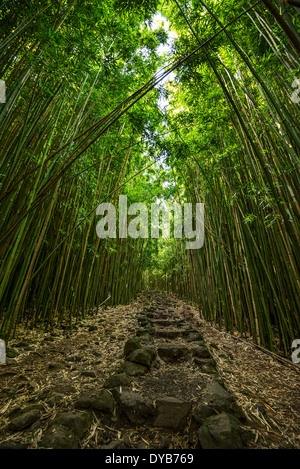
[0,291,299,449]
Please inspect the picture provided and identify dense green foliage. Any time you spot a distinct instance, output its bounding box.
[0,0,299,356]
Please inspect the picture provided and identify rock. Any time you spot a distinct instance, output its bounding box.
[198,412,244,449]
[48,362,65,370]
[117,390,155,424]
[8,407,42,431]
[210,343,219,350]
[66,355,82,362]
[6,407,22,419]
[186,332,204,342]
[38,424,79,449]
[81,371,97,378]
[6,349,19,358]
[126,349,153,368]
[160,436,171,449]
[0,443,28,449]
[102,440,124,449]
[137,443,148,449]
[206,381,244,418]
[152,319,177,327]
[50,383,77,395]
[103,373,132,389]
[118,361,148,376]
[142,346,156,361]
[44,336,56,342]
[192,402,217,424]
[193,358,217,373]
[157,344,189,362]
[14,340,29,348]
[136,326,155,336]
[124,338,142,357]
[75,389,115,414]
[203,381,232,413]
[110,386,131,401]
[138,333,153,344]
[153,397,192,430]
[48,412,92,438]
[155,329,183,339]
[192,340,206,347]
[137,317,150,327]
[143,312,155,318]
[190,345,211,358]
[46,392,65,407]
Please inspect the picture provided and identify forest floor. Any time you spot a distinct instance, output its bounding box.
[0,291,299,450]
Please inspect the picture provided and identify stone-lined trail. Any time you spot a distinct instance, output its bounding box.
[0,291,299,449]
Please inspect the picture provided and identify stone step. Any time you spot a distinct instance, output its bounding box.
[154,329,185,339]
[152,313,176,320]
[157,344,190,362]
[151,319,178,327]
[111,388,192,431]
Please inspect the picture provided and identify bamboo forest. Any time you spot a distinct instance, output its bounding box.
[0,0,299,453]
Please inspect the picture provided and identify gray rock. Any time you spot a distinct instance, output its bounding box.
[118,361,148,376]
[48,361,65,371]
[205,381,244,418]
[6,349,19,358]
[136,326,155,336]
[110,386,131,402]
[66,355,82,362]
[157,344,189,362]
[14,340,30,348]
[190,345,211,358]
[160,436,171,449]
[38,424,79,449]
[102,440,124,449]
[46,392,65,407]
[141,312,154,319]
[81,370,97,378]
[8,408,42,432]
[117,390,154,425]
[192,340,206,347]
[103,373,132,389]
[152,319,177,327]
[153,397,192,430]
[126,349,153,368]
[124,338,142,357]
[75,389,115,413]
[192,402,217,425]
[48,411,92,438]
[155,329,182,339]
[137,317,150,327]
[198,412,244,449]
[0,443,28,449]
[50,383,76,395]
[138,333,154,344]
[142,346,156,361]
[186,332,204,342]
[193,358,217,373]
[203,381,232,413]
